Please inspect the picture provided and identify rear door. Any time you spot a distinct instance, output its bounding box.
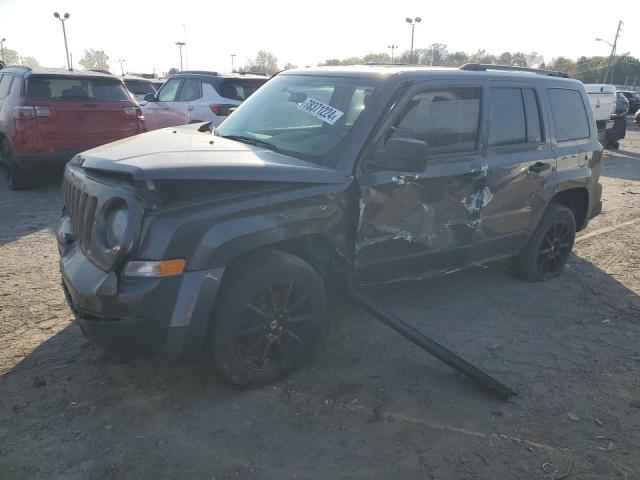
[142,77,186,130]
[471,82,557,261]
[26,75,139,149]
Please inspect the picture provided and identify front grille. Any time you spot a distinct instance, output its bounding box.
[63,179,98,250]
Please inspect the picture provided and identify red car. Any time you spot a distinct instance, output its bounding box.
[0,66,145,189]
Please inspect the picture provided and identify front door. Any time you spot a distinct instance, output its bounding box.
[355,80,488,284]
[142,77,188,130]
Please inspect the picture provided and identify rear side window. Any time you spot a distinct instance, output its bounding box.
[26,76,130,101]
[0,74,13,99]
[178,78,202,101]
[217,79,266,101]
[489,87,542,147]
[392,87,482,155]
[548,88,590,142]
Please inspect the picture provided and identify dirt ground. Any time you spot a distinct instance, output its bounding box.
[1,122,639,480]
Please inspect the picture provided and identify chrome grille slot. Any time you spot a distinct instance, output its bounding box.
[63,178,98,250]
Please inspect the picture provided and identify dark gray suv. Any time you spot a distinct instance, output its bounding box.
[57,64,603,387]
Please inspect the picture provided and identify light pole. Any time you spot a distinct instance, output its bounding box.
[175,42,186,71]
[596,20,623,84]
[0,38,5,63]
[53,12,71,71]
[230,54,236,72]
[405,17,421,64]
[388,45,398,64]
[118,59,125,76]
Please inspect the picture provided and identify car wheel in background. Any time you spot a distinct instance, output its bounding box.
[1,140,32,190]
[207,249,327,387]
[511,203,576,282]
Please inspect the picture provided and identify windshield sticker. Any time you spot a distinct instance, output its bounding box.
[297,98,344,125]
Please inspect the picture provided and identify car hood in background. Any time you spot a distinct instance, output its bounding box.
[79,123,345,184]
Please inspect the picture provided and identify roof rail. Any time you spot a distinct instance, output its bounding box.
[1,65,31,73]
[460,63,569,78]
[177,70,219,76]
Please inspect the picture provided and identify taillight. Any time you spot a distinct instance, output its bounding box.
[122,106,144,119]
[12,105,55,119]
[209,104,235,116]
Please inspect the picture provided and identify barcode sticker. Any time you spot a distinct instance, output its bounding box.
[297,98,344,125]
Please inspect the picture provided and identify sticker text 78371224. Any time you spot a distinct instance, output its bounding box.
[297,98,344,125]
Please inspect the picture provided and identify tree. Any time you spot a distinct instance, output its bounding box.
[244,51,279,75]
[421,43,448,66]
[444,51,469,67]
[2,48,19,65]
[283,63,298,70]
[21,56,40,68]
[362,53,390,64]
[167,67,179,76]
[319,58,342,66]
[547,57,577,77]
[78,49,110,72]
[469,49,497,64]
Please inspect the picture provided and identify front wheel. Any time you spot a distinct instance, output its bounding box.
[511,203,576,282]
[1,140,32,190]
[207,249,326,387]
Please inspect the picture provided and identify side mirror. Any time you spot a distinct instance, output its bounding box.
[144,92,156,102]
[370,137,429,172]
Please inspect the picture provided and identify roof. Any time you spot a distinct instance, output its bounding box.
[171,70,269,80]
[121,75,155,82]
[279,64,578,84]
[2,66,121,79]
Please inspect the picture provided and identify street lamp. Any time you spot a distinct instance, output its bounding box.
[405,17,421,64]
[0,38,5,63]
[118,59,125,76]
[388,45,398,64]
[175,41,186,71]
[230,54,236,72]
[53,12,71,71]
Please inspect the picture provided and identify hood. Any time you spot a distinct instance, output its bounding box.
[79,123,345,184]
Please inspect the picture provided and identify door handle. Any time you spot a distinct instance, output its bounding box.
[529,162,550,173]
[188,106,194,111]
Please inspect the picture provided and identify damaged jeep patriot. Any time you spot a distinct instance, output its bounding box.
[58,64,603,386]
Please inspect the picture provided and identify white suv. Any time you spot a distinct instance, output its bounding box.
[141,71,268,131]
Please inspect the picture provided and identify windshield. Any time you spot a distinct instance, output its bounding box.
[124,80,156,95]
[27,76,131,101]
[216,74,378,167]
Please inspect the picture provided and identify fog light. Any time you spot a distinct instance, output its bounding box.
[124,259,185,277]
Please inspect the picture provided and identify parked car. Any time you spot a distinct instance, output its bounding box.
[620,90,640,114]
[122,76,157,103]
[604,92,629,148]
[0,67,145,189]
[58,64,603,387]
[635,108,640,124]
[584,84,616,142]
[141,71,268,130]
[152,80,165,91]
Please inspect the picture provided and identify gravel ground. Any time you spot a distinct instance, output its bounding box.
[1,122,639,480]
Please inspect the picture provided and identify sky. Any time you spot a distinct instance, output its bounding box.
[1,0,638,76]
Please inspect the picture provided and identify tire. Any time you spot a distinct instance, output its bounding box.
[1,140,32,190]
[511,203,576,282]
[208,249,326,387]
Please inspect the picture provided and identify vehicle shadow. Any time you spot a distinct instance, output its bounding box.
[1,253,639,479]
[603,149,640,181]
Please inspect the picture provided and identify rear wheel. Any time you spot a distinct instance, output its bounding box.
[511,203,576,282]
[208,249,326,387]
[1,140,32,190]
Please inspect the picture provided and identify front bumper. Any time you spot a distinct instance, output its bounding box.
[59,242,224,361]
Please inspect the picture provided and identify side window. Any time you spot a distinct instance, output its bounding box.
[178,78,202,101]
[548,88,590,142]
[157,78,181,102]
[391,87,482,155]
[488,88,526,146]
[0,75,13,99]
[522,89,542,143]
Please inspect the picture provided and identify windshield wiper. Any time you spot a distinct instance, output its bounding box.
[219,134,277,151]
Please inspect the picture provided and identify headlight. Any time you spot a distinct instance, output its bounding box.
[104,201,129,249]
